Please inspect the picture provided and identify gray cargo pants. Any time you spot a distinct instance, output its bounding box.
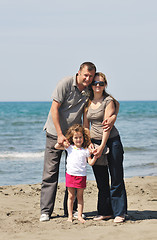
[40,133,63,216]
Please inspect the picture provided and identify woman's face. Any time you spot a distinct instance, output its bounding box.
[92,76,106,95]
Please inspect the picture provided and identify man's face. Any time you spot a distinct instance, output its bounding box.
[77,66,95,88]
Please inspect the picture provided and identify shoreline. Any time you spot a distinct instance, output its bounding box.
[1,172,157,187]
[0,176,157,240]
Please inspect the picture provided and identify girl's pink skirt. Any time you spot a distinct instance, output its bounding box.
[66,173,86,188]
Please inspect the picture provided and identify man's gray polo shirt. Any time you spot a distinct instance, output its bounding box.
[43,75,90,137]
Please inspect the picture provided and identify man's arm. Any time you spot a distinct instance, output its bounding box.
[51,100,67,144]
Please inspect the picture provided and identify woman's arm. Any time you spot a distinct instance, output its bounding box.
[102,99,119,132]
[93,101,115,158]
[83,108,94,153]
[83,108,90,129]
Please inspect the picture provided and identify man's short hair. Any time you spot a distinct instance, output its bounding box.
[79,62,96,72]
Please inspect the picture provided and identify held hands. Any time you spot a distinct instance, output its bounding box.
[57,133,67,145]
[55,134,70,150]
[88,144,104,166]
[92,145,104,159]
[88,143,104,159]
[102,115,117,132]
[87,143,98,166]
[88,142,94,154]
[63,140,70,148]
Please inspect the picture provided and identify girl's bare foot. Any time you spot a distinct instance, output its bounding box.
[78,217,86,223]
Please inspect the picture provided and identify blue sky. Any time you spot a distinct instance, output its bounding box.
[0,0,156,101]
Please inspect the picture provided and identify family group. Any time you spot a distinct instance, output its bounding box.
[40,62,127,224]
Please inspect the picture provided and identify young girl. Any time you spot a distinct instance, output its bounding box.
[55,124,97,223]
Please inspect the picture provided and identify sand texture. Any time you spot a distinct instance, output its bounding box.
[0,176,157,240]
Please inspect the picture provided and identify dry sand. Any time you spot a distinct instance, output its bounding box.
[0,176,157,240]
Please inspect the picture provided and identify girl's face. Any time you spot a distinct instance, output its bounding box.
[92,76,106,95]
[72,131,84,148]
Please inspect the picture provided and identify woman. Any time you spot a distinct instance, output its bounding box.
[84,72,127,223]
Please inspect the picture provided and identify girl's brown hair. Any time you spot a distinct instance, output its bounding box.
[65,124,91,148]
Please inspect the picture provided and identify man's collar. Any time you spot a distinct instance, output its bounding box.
[73,74,78,87]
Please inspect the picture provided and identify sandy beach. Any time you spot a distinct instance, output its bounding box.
[0,176,157,240]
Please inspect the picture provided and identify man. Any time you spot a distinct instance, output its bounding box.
[40,62,96,222]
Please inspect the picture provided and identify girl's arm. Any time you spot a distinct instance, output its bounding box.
[87,155,97,166]
[54,142,65,150]
[54,140,70,150]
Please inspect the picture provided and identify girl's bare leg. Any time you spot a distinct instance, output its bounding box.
[67,187,75,222]
[77,188,86,223]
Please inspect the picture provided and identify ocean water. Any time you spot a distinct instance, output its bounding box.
[0,101,157,186]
